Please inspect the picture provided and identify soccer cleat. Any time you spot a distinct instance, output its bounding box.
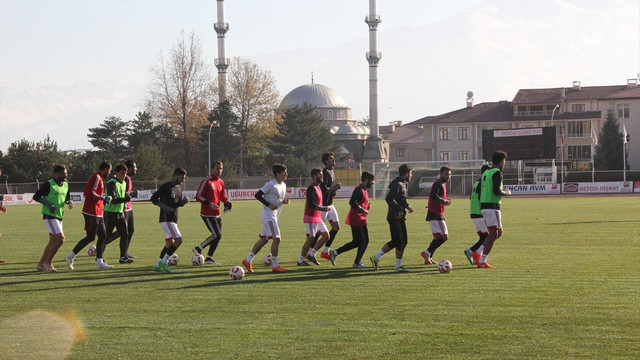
[159,262,172,273]
[330,250,337,266]
[192,247,202,255]
[370,255,379,271]
[352,262,368,269]
[125,253,136,259]
[204,258,221,265]
[472,251,482,265]
[119,256,134,264]
[65,253,75,270]
[297,260,310,266]
[152,264,162,272]
[477,262,495,269]
[464,249,476,265]
[395,266,410,273]
[421,252,435,265]
[242,259,254,273]
[0,259,5,263]
[306,254,320,265]
[320,252,331,260]
[271,265,288,273]
[96,261,113,269]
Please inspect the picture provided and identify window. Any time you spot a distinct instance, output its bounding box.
[567,145,591,160]
[566,120,591,137]
[327,110,333,119]
[457,127,470,140]
[571,104,586,113]
[339,110,345,119]
[395,147,406,158]
[617,104,630,118]
[439,151,450,162]
[529,105,544,115]
[439,127,451,141]
[516,106,527,116]
[458,150,470,160]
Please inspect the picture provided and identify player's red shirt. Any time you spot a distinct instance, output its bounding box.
[124,174,133,211]
[427,178,447,215]
[303,183,323,223]
[82,171,106,217]
[346,184,370,227]
[196,175,228,217]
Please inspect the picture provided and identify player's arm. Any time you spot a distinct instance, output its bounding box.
[430,182,449,204]
[307,187,328,211]
[349,187,367,214]
[255,190,271,207]
[385,181,403,212]
[151,184,172,212]
[107,181,130,204]
[33,181,56,212]
[492,172,510,196]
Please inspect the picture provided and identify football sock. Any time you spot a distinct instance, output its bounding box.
[427,238,446,256]
[155,258,162,266]
[423,250,431,258]
[309,248,317,257]
[272,256,279,268]
[477,245,484,254]
[247,252,255,263]
[375,250,384,261]
[470,233,487,252]
[68,251,76,258]
[480,254,488,263]
[395,258,402,268]
[323,246,331,253]
[166,244,177,256]
[326,229,338,247]
[162,254,170,263]
[298,255,306,263]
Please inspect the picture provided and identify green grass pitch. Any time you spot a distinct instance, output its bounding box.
[0,196,639,359]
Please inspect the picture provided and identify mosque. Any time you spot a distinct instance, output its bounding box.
[279,82,373,161]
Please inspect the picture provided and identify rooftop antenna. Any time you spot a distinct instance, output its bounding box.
[311,72,314,84]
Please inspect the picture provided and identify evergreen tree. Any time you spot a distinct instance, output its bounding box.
[197,101,241,171]
[594,109,627,170]
[87,116,130,160]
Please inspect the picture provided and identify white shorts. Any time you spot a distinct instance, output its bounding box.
[471,217,489,235]
[43,218,63,235]
[481,209,502,230]
[160,222,182,240]
[321,205,339,224]
[428,220,448,236]
[260,220,281,240]
[305,221,329,237]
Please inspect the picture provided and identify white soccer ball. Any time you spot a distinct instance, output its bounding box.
[438,259,452,274]
[167,253,179,266]
[87,245,97,256]
[263,253,273,266]
[229,265,245,280]
[192,254,205,266]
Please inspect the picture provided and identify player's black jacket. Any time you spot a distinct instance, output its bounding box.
[385,176,410,221]
[150,180,185,223]
[321,167,337,206]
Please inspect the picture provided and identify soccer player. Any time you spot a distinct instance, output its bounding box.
[318,152,342,261]
[298,168,330,266]
[420,166,453,265]
[477,151,511,268]
[370,164,414,273]
[105,160,138,259]
[242,164,290,273]
[65,161,112,270]
[192,161,232,265]
[0,168,5,264]
[464,164,490,265]
[32,165,74,272]
[329,172,375,268]
[151,168,190,273]
[100,164,133,267]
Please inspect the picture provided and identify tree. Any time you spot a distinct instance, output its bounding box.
[197,101,241,169]
[128,111,182,167]
[135,142,172,184]
[268,104,335,177]
[214,57,280,175]
[595,109,627,170]
[146,30,213,168]
[1,136,67,183]
[87,116,130,160]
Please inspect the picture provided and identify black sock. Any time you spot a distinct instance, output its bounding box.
[470,234,487,252]
[427,238,447,256]
[326,229,338,247]
[166,244,178,256]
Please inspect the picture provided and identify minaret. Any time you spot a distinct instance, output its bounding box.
[362,0,388,163]
[214,0,230,104]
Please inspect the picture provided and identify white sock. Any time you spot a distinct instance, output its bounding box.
[68,251,76,258]
[323,246,330,253]
[272,256,279,268]
[480,254,488,264]
[162,254,170,263]
[246,252,255,263]
[97,258,104,264]
[477,245,484,254]
[155,258,162,266]
[375,250,384,261]
[423,250,431,258]
[395,258,403,268]
[299,255,306,263]
[309,248,317,257]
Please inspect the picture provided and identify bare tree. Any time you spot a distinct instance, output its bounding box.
[146,30,213,167]
[213,57,280,174]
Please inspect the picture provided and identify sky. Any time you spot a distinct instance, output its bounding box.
[1,0,639,151]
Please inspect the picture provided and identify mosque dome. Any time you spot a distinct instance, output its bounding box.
[280,83,348,109]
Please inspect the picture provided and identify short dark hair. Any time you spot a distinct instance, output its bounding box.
[310,168,322,177]
[480,164,490,174]
[361,171,375,182]
[212,161,223,168]
[492,151,507,166]
[321,152,335,164]
[272,164,287,177]
[440,166,451,173]
[99,161,112,171]
[53,165,66,174]
[115,164,128,173]
[124,160,135,169]
[173,167,187,176]
[398,164,412,176]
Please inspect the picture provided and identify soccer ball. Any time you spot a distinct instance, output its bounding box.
[87,245,97,256]
[167,253,179,266]
[263,253,273,266]
[192,254,205,266]
[229,265,245,280]
[438,259,452,274]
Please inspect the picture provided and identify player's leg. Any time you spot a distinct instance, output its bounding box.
[116,215,132,263]
[322,206,340,257]
[353,225,369,267]
[394,220,409,272]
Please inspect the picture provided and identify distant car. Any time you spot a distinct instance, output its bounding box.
[418,177,434,190]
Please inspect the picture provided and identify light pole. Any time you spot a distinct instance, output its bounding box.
[550,104,559,184]
[208,121,214,175]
